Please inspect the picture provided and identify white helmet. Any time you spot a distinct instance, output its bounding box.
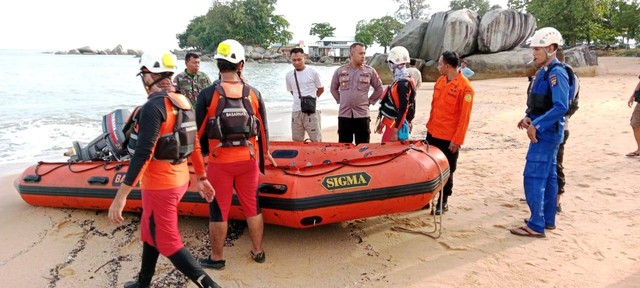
[214,39,245,64]
[139,51,178,73]
[387,46,411,65]
[529,27,564,47]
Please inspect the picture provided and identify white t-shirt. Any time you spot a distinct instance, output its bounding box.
[286,67,323,112]
[407,67,422,89]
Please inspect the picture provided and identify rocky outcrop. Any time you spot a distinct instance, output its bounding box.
[380,8,599,81]
[55,45,142,56]
[369,53,392,84]
[390,19,429,58]
[419,48,536,81]
[112,45,126,55]
[419,9,480,61]
[477,9,536,53]
[564,45,598,67]
[78,46,98,55]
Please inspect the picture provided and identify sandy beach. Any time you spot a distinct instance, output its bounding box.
[1,57,639,288]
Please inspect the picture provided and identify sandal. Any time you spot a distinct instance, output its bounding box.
[510,226,546,238]
[199,257,226,270]
[250,250,266,263]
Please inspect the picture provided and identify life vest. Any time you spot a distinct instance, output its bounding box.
[204,82,260,150]
[379,79,416,125]
[526,63,578,116]
[125,92,196,164]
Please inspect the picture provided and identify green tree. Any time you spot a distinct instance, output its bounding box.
[176,0,292,51]
[393,0,430,22]
[610,0,640,45]
[354,16,404,53]
[309,23,336,40]
[355,20,375,47]
[507,0,528,11]
[372,16,405,52]
[527,0,612,46]
[450,0,491,16]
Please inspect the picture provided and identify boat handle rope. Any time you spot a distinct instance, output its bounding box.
[33,161,127,177]
[391,142,445,239]
[278,147,412,177]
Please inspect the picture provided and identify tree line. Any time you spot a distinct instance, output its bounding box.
[177,0,640,53]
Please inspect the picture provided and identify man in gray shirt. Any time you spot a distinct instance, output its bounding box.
[330,42,383,144]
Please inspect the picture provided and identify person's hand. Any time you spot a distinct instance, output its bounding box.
[198,179,215,203]
[517,117,532,129]
[527,125,538,143]
[629,95,635,108]
[449,143,460,153]
[408,122,413,133]
[267,153,277,167]
[108,195,127,225]
[375,121,384,134]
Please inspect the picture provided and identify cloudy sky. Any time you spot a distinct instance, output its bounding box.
[0,0,508,51]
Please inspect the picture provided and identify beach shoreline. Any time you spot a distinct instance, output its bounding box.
[2,57,640,287]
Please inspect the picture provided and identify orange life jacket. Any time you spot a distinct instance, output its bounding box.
[198,82,268,164]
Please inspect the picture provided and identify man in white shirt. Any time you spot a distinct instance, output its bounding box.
[286,47,324,141]
[407,58,422,89]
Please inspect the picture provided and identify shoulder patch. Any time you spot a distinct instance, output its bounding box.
[549,74,557,87]
[464,93,473,102]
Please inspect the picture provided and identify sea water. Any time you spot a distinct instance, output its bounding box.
[0,50,342,170]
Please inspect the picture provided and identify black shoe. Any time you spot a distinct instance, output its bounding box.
[432,203,448,215]
[198,257,226,270]
[250,251,266,263]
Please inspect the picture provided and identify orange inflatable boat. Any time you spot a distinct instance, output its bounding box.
[16,140,449,228]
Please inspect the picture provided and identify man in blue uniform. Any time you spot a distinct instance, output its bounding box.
[512,27,569,238]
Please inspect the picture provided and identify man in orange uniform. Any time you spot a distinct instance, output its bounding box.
[426,51,474,215]
[108,51,220,288]
[195,39,275,270]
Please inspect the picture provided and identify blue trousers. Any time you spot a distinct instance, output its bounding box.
[523,140,560,233]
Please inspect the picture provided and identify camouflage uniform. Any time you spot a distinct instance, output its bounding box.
[173,70,212,106]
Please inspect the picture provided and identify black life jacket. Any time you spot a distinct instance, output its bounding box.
[205,83,259,148]
[526,63,579,116]
[125,92,196,164]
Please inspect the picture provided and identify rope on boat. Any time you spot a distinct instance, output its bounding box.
[277,147,412,177]
[391,140,445,239]
[33,161,127,177]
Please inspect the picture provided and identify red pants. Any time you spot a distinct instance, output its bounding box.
[140,183,188,256]
[207,159,260,222]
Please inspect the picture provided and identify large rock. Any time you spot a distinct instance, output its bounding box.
[112,45,126,55]
[564,45,598,67]
[78,46,97,54]
[390,19,429,58]
[368,53,392,85]
[421,48,537,81]
[477,9,536,53]
[419,9,480,61]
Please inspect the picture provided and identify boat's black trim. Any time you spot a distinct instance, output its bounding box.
[18,168,449,211]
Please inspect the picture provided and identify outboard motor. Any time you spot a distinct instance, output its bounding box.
[69,109,131,162]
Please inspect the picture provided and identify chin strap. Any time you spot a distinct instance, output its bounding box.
[138,72,172,92]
